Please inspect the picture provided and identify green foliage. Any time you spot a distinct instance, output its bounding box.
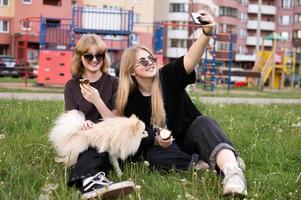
[0,100,300,199]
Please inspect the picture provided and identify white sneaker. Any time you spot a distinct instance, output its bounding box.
[222,165,247,197]
[81,172,134,200]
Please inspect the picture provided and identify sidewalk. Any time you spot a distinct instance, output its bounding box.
[1,92,301,104]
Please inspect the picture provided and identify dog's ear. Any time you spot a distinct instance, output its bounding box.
[130,116,141,134]
[130,114,137,119]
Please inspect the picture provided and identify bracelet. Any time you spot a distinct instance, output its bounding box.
[202,28,214,37]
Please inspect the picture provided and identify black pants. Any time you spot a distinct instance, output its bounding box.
[67,148,111,188]
[148,116,237,172]
[68,116,237,187]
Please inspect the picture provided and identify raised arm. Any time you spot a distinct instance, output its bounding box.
[184,10,215,74]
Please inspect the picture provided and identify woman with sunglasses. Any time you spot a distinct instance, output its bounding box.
[116,11,247,197]
[64,34,134,199]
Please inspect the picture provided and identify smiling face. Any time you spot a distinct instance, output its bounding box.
[81,44,105,74]
[132,49,158,79]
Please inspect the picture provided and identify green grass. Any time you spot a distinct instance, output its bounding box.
[0,88,64,93]
[0,77,36,84]
[0,100,300,199]
[189,84,301,99]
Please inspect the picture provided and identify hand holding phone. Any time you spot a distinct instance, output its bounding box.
[191,12,210,25]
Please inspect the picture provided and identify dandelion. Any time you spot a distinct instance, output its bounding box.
[292,122,301,128]
[143,160,150,167]
[185,193,197,200]
[38,193,50,200]
[42,183,58,193]
[0,134,4,140]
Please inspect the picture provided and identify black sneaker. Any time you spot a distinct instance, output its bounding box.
[81,172,135,200]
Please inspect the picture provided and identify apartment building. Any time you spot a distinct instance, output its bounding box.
[0,0,74,60]
[158,0,301,71]
[0,0,14,55]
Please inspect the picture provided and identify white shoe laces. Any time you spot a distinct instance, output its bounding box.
[222,166,247,193]
[83,172,113,192]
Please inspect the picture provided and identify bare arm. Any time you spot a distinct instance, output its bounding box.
[184,10,216,74]
[80,84,116,118]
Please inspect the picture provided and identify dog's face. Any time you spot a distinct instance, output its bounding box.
[129,114,148,138]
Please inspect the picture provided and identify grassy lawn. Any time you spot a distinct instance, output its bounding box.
[0,77,36,84]
[0,100,300,200]
[189,84,301,99]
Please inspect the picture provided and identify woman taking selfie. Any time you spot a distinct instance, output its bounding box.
[116,11,247,197]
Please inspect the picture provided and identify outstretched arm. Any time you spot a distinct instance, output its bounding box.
[184,10,216,74]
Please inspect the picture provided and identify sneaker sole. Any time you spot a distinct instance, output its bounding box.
[82,181,135,199]
[223,191,247,198]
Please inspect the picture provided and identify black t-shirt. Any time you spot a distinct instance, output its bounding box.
[124,56,202,148]
[64,73,118,123]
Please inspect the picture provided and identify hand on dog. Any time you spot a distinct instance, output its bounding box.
[80,84,101,105]
[81,120,94,130]
[154,135,174,149]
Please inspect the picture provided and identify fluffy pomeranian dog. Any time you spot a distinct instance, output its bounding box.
[49,110,148,176]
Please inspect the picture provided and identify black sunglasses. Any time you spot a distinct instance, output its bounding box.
[136,55,158,67]
[82,53,105,63]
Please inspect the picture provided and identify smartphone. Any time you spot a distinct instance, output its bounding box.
[79,78,90,86]
[191,13,209,25]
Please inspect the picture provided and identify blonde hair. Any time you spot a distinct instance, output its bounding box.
[70,34,110,77]
[116,45,166,128]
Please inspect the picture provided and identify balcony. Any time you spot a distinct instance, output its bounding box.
[248,4,276,15]
[235,54,256,61]
[247,20,275,31]
[168,13,190,22]
[246,36,273,46]
[166,47,187,58]
[167,29,188,39]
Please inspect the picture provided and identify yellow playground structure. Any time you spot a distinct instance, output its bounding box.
[250,33,296,90]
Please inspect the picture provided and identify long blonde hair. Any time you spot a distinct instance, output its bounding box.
[70,34,110,77]
[116,45,166,127]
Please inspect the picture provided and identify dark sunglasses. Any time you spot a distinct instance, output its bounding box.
[83,53,105,63]
[136,55,158,67]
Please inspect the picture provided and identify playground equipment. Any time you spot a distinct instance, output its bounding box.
[21,6,133,86]
[201,32,237,92]
[250,32,295,90]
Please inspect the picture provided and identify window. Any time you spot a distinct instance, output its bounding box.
[23,0,32,4]
[43,0,62,6]
[218,23,236,33]
[240,12,247,22]
[0,0,8,6]
[21,20,31,31]
[292,30,301,39]
[281,0,293,8]
[281,32,289,40]
[219,7,237,18]
[294,13,301,23]
[295,0,301,6]
[133,13,140,23]
[0,45,9,55]
[239,29,246,38]
[280,16,291,25]
[169,3,188,13]
[0,20,9,33]
[217,41,230,51]
[169,39,187,48]
[168,21,188,30]
[130,33,139,45]
[240,0,248,5]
